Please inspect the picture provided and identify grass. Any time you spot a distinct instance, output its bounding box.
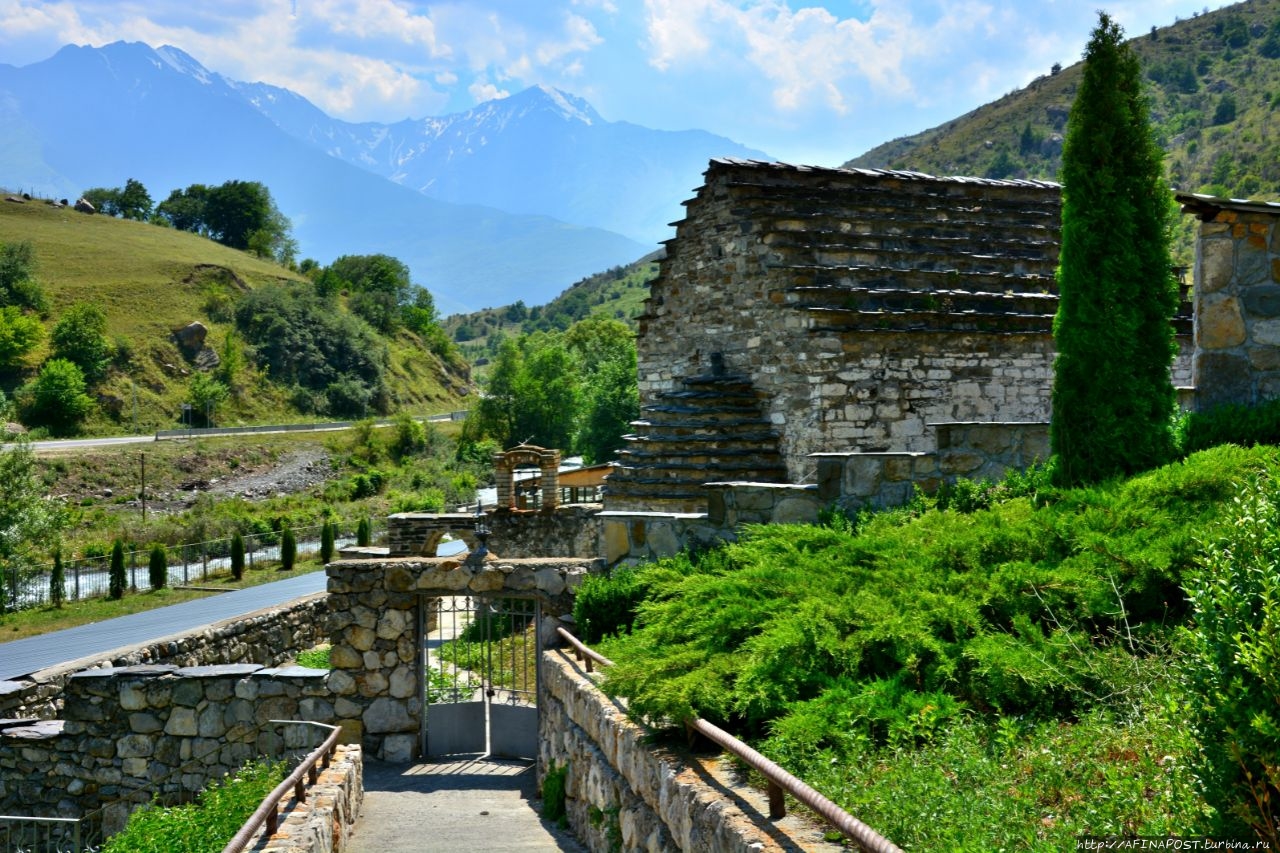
[101,759,287,853]
[0,555,327,642]
[0,196,468,434]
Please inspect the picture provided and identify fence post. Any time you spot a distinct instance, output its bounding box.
[249,535,255,570]
[74,561,81,600]
[202,544,208,581]
[183,547,189,585]
[129,548,137,591]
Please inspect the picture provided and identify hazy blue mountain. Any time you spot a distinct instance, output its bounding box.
[237,81,772,244]
[0,42,649,311]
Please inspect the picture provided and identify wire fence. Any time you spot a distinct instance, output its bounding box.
[2,520,384,613]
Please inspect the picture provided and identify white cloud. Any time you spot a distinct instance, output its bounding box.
[468,78,510,102]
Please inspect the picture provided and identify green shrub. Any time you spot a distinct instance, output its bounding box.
[108,538,126,600]
[148,544,167,590]
[573,566,649,644]
[1183,477,1280,846]
[542,760,569,826]
[102,760,285,853]
[356,517,371,547]
[230,531,245,581]
[1176,397,1280,455]
[19,358,93,435]
[279,525,296,571]
[296,645,331,669]
[320,520,335,564]
[50,548,64,608]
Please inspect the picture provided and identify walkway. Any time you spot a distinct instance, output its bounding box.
[348,758,585,853]
[0,571,327,680]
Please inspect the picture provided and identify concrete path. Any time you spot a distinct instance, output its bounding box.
[0,571,327,680]
[348,758,586,853]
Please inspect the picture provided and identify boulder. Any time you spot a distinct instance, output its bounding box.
[74,198,96,214]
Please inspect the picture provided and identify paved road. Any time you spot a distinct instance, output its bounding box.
[348,759,585,853]
[0,571,327,681]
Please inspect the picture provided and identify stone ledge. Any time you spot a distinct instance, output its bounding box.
[254,744,363,853]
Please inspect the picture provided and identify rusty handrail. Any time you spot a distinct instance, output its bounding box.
[221,720,342,853]
[555,627,903,853]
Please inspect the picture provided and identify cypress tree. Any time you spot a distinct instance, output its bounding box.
[356,517,371,548]
[320,520,335,565]
[280,525,296,572]
[230,531,245,581]
[1051,12,1179,485]
[148,544,167,590]
[108,539,126,600]
[50,548,65,608]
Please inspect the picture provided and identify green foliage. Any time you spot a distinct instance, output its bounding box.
[1052,13,1178,485]
[148,543,167,590]
[51,302,111,382]
[187,373,229,427]
[117,178,153,221]
[573,565,652,644]
[230,531,245,581]
[356,517,371,548]
[50,547,64,608]
[542,761,569,826]
[390,413,428,460]
[1212,93,1238,125]
[233,282,388,416]
[102,760,286,853]
[1182,478,1280,846]
[108,538,126,600]
[0,240,47,313]
[0,305,43,367]
[319,520,335,565]
[19,358,94,435]
[296,645,330,669]
[591,449,1279,845]
[1176,397,1280,454]
[280,525,296,571]
[0,438,65,609]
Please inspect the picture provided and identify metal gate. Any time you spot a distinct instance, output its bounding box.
[421,595,539,759]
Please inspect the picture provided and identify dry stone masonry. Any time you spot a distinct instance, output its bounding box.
[611,159,1195,514]
[1180,192,1280,409]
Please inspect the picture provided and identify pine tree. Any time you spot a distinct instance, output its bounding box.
[108,539,126,600]
[280,526,296,572]
[230,531,245,581]
[1051,12,1179,485]
[320,520,335,565]
[356,518,371,548]
[50,547,64,608]
[148,544,167,590]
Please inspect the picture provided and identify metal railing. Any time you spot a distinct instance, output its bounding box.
[556,627,903,853]
[221,721,342,853]
[0,815,96,853]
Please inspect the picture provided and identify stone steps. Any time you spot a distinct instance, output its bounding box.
[603,372,786,512]
[761,229,1059,261]
[780,263,1057,295]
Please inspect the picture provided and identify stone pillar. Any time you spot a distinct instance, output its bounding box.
[1190,203,1280,409]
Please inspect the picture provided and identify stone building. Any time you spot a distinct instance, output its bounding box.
[606,158,1196,512]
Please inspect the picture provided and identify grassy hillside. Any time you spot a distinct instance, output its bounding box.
[443,250,660,368]
[848,0,1280,225]
[0,195,469,433]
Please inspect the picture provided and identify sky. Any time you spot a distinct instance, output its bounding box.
[0,0,1238,166]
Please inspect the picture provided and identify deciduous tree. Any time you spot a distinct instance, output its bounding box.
[51,302,111,382]
[0,439,66,610]
[1051,12,1178,485]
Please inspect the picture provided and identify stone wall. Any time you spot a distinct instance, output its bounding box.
[388,506,603,559]
[614,159,1194,514]
[540,649,844,852]
[0,594,328,720]
[255,744,363,853]
[1181,193,1280,409]
[0,664,332,837]
[325,556,601,760]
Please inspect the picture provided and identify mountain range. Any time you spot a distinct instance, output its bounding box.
[0,42,767,312]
